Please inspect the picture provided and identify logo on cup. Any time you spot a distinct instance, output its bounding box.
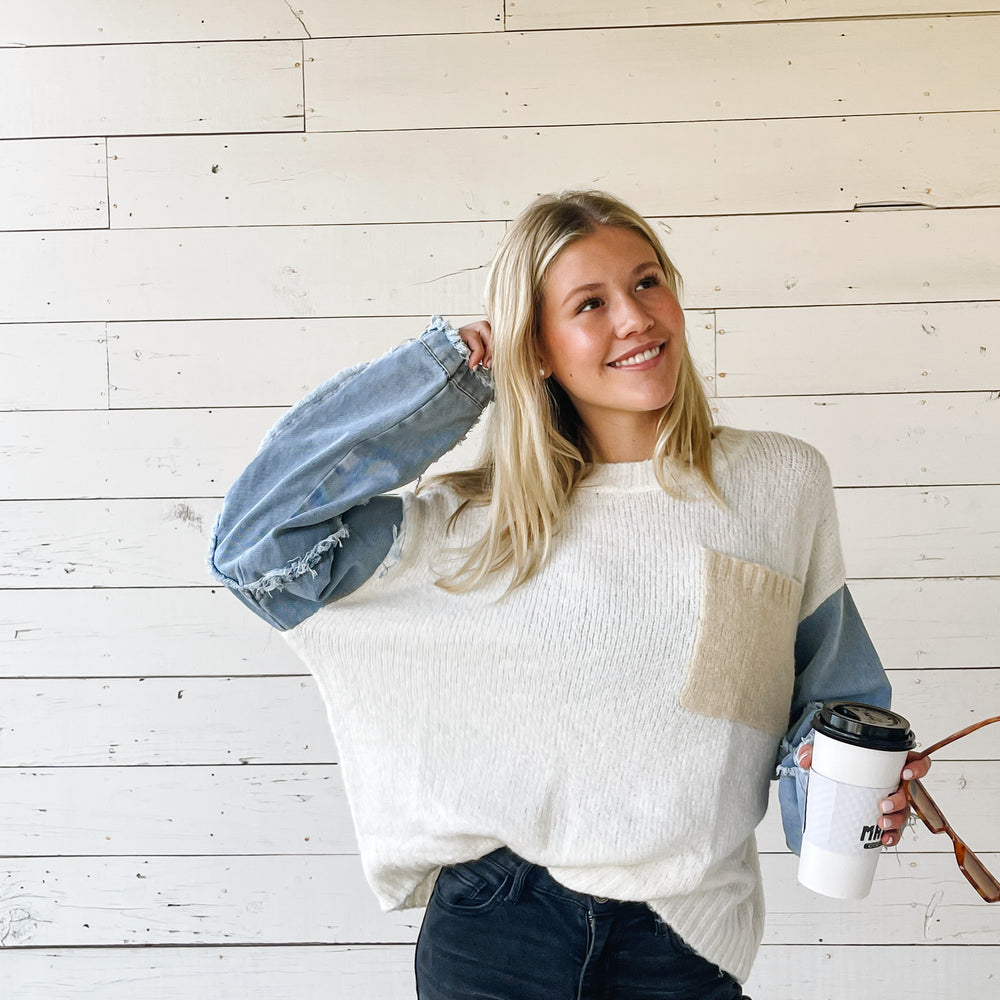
[860,824,883,850]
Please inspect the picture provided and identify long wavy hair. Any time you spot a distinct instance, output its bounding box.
[431,189,720,592]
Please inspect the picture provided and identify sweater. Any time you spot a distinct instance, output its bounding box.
[209,318,890,984]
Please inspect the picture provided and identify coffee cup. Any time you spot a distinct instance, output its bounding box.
[798,701,915,899]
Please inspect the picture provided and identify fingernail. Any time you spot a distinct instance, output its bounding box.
[881,799,894,812]
[902,769,914,780]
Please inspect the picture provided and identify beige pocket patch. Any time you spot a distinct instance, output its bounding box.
[679,549,804,737]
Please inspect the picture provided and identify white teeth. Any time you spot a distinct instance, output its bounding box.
[611,345,662,368]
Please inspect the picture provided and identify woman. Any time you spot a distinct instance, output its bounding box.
[209,190,927,998]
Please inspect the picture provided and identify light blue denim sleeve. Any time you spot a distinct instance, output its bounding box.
[776,585,891,854]
[207,316,493,631]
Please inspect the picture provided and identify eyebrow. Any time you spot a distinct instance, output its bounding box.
[560,260,661,307]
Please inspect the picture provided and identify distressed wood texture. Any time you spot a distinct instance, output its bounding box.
[0,670,994,768]
[0,852,996,949]
[715,301,1000,396]
[106,112,1000,228]
[4,390,998,501]
[2,486,998,588]
[0,945,995,1000]
[0,323,107,410]
[306,18,1000,131]
[104,312,714,408]
[2,760,993,858]
[3,578,997,681]
[0,223,501,323]
[1,210,997,323]
[508,1,1000,29]
[712,392,1000,488]
[0,139,107,232]
[0,0,503,46]
[0,588,303,679]
[0,41,303,139]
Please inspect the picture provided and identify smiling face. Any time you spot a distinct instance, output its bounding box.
[537,225,686,462]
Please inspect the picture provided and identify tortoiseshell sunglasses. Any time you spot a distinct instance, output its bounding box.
[903,715,1000,903]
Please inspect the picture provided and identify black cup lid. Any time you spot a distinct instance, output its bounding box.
[811,702,916,752]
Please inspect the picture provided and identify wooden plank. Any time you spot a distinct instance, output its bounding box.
[714,391,1000,488]
[4,759,993,859]
[0,139,107,231]
[0,588,303,679]
[1,670,994,768]
[0,676,335,767]
[0,41,303,139]
[508,1,1000,30]
[107,112,1000,229]
[837,486,1000,579]
[0,1,306,46]
[0,0,501,46]
[748,946,998,1000]
[0,499,222,587]
[715,301,1000,396]
[0,409,277,502]
[2,485,998,588]
[0,222,502,323]
[0,323,107,410]
[851,578,1000,670]
[0,851,996,948]
[1,945,994,1000]
[107,317,455,409]
[306,18,1000,130]
[0,765,354,857]
[106,311,713,408]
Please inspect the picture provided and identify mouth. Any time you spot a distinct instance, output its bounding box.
[608,343,663,368]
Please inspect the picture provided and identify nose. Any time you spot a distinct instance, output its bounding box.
[611,293,654,338]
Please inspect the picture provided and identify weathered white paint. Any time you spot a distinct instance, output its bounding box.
[0,323,107,410]
[0,41,303,139]
[0,139,107,231]
[0,223,501,323]
[2,670,995,768]
[2,944,995,1000]
[713,392,1000,487]
[104,312,713,408]
[0,852,995,949]
[106,113,1000,228]
[2,486,997,588]
[306,18,1000,131]
[715,301,1000,396]
[851,577,1000,669]
[6,576,994,679]
[0,0,503,46]
[507,0,1000,29]
[837,486,1000,579]
[2,209,1000,322]
[3,760,992,858]
[0,588,303,679]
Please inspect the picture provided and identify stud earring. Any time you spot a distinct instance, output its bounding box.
[539,367,547,378]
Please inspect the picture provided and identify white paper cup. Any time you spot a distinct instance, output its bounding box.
[798,703,915,900]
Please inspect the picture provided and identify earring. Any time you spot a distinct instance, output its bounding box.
[539,366,547,378]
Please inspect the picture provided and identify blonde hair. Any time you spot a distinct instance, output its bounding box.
[432,189,720,592]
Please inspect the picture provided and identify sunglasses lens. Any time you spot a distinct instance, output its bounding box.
[958,846,1000,903]
[908,781,946,833]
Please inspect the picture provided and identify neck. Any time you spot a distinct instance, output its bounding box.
[588,420,659,463]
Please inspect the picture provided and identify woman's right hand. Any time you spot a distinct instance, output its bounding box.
[458,320,493,371]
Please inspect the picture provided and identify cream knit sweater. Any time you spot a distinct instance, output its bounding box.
[283,427,845,983]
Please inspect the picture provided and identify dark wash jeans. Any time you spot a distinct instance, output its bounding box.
[415,848,750,1000]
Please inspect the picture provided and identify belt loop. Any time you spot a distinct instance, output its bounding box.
[505,858,532,904]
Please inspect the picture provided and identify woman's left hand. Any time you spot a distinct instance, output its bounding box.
[796,745,931,848]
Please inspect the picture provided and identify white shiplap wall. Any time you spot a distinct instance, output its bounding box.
[1,2,998,997]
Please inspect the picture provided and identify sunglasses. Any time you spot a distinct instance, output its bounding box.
[903,715,1000,903]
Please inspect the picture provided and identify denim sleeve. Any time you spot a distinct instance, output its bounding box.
[775,585,892,854]
[207,316,494,631]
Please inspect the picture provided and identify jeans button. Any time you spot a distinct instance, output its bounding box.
[593,895,609,903]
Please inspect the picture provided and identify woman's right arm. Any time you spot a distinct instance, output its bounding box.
[207,316,494,631]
